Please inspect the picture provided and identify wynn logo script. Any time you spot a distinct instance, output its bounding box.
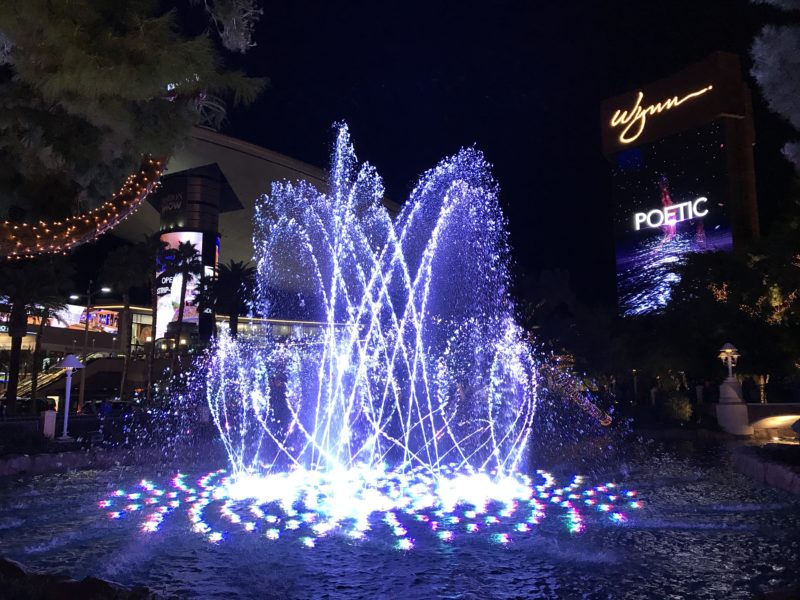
[610,85,713,144]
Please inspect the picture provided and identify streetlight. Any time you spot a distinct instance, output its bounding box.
[718,342,744,406]
[55,354,84,441]
[718,342,741,380]
[71,281,111,411]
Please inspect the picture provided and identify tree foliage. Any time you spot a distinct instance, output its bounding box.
[751,0,800,170]
[195,0,263,54]
[28,297,68,413]
[0,256,74,413]
[516,269,614,375]
[0,0,264,220]
[101,241,155,399]
[217,260,255,336]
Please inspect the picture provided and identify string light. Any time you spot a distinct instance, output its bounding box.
[0,158,163,259]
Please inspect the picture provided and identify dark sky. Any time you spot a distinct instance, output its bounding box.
[218,0,796,307]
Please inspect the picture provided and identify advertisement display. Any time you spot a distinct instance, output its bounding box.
[612,121,733,315]
[155,231,204,339]
[52,305,119,332]
[0,304,119,333]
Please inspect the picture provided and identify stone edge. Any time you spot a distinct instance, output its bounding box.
[731,446,800,496]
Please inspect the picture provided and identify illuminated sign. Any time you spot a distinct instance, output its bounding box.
[633,197,709,231]
[155,231,203,339]
[611,121,733,316]
[0,305,120,334]
[610,85,713,144]
[160,193,184,215]
[56,305,118,333]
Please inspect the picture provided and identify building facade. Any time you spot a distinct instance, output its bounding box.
[601,52,759,316]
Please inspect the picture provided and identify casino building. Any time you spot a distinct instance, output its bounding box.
[601,52,759,316]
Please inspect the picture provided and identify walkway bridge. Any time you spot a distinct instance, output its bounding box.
[717,400,800,438]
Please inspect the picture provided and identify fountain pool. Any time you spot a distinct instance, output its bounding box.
[2,128,798,598]
[0,440,798,598]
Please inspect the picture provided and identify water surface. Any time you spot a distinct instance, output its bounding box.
[0,439,798,599]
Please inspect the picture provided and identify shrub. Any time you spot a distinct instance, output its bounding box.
[661,391,693,423]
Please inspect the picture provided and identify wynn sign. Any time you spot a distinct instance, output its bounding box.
[610,85,713,145]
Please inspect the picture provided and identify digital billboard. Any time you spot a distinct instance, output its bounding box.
[50,305,119,333]
[612,121,733,315]
[0,304,119,334]
[155,231,204,340]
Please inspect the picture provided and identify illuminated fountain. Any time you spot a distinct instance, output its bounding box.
[101,125,640,547]
[209,124,535,476]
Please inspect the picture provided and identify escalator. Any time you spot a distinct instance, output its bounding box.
[16,353,123,397]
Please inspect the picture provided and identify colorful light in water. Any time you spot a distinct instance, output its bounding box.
[99,467,640,546]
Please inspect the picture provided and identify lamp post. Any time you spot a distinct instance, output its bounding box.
[70,281,111,411]
[718,342,740,380]
[717,342,744,405]
[56,354,84,441]
[715,341,751,434]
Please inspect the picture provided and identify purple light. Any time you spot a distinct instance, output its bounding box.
[99,468,642,547]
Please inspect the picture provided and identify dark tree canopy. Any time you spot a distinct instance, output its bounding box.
[751,0,800,170]
[0,0,264,222]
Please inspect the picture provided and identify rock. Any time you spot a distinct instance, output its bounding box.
[0,556,28,580]
[0,556,155,599]
[72,575,154,599]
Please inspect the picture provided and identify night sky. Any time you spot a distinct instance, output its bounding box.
[216,0,795,307]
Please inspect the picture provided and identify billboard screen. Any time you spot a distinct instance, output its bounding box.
[612,121,733,315]
[155,231,204,339]
[50,305,119,333]
[0,304,119,334]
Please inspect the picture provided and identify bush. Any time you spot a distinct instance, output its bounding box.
[660,391,693,423]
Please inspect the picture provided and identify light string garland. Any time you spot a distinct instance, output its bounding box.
[541,362,613,427]
[1,157,164,259]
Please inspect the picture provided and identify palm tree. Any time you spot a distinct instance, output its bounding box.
[143,235,168,403]
[2,268,32,416]
[0,257,74,415]
[192,274,219,339]
[28,298,68,414]
[217,260,256,338]
[101,243,152,401]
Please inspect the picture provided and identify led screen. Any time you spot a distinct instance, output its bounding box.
[612,121,733,315]
[50,305,119,333]
[0,304,118,334]
[155,231,204,339]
